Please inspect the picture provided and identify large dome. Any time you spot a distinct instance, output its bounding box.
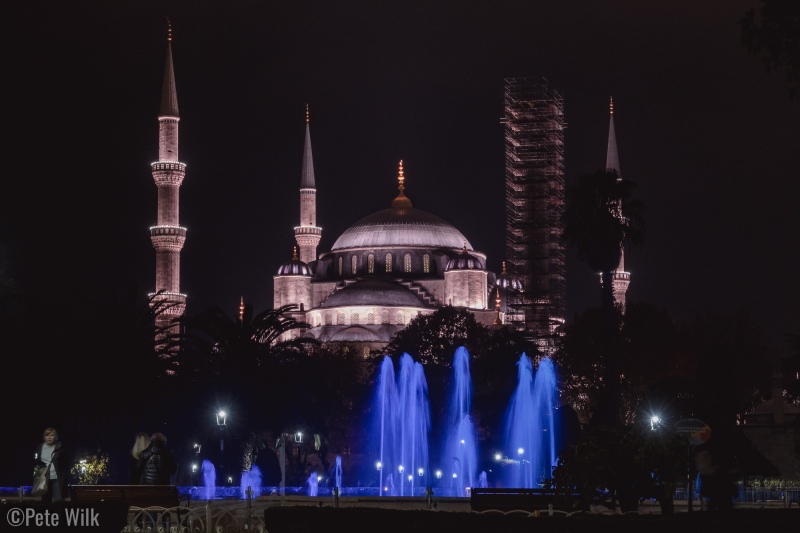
[331,207,473,251]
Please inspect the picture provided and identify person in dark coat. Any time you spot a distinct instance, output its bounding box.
[34,427,71,503]
[137,432,176,485]
[129,432,150,484]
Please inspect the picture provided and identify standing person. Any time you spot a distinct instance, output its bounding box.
[34,427,71,503]
[137,432,176,485]
[129,432,150,484]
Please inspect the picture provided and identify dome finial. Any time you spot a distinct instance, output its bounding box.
[463,241,468,253]
[391,159,412,208]
[501,261,508,275]
[305,103,309,124]
[292,246,298,260]
[167,18,172,42]
[609,96,614,116]
[494,291,502,325]
[239,296,245,322]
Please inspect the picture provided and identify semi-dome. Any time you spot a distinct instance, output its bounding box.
[320,278,429,308]
[276,248,312,276]
[445,246,485,271]
[331,326,382,342]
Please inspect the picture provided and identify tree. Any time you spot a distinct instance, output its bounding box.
[171,302,313,385]
[740,0,800,100]
[554,302,689,425]
[382,306,491,367]
[562,169,645,427]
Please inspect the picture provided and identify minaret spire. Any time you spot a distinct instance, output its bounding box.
[149,20,187,351]
[603,96,630,311]
[295,104,322,263]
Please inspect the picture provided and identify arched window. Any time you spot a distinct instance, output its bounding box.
[385,253,392,272]
[352,255,357,275]
[396,311,405,325]
[338,257,343,276]
[368,254,375,274]
[404,253,411,273]
[423,254,430,273]
[337,312,345,325]
[367,313,374,324]
[351,313,359,325]
[381,311,390,324]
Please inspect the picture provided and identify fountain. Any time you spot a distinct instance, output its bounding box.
[333,456,343,493]
[174,346,559,500]
[441,346,478,496]
[498,354,560,488]
[240,464,263,498]
[201,459,216,500]
[306,472,319,496]
[370,353,430,496]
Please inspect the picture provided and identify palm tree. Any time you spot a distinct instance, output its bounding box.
[563,169,645,426]
[171,302,314,382]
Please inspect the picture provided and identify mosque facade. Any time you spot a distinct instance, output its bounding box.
[273,115,505,353]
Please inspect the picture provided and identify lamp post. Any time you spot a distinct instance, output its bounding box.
[279,431,304,496]
[216,410,227,486]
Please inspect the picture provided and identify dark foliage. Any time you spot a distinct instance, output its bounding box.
[740,0,800,100]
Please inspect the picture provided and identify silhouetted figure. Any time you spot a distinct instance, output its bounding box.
[137,432,176,485]
[695,438,735,511]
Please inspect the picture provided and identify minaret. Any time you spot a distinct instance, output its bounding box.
[149,20,187,347]
[605,97,630,311]
[294,104,322,264]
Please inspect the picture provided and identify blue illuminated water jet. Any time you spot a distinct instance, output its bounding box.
[371,353,430,496]
[441,346,478,496]
[201,459,216,500]
[240,464,262,498]
[498,354,559,488]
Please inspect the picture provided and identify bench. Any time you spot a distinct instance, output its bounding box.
[470,488,579,512]
[70,485,189,526]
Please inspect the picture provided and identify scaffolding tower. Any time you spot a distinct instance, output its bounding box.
[503,77,566,349]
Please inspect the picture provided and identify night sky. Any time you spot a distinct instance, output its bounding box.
[4,1,799,352]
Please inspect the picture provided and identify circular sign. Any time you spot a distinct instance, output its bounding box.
[675,418,711,446]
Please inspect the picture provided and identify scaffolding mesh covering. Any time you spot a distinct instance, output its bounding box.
[503,77,566,348]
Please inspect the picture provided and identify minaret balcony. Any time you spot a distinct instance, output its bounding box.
[151,161,186,186]
[150,225,187,251]
[148,291,187,317]
[294,226,322,236]
[612,271,630,281]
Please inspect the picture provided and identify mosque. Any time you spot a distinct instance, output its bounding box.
[273,116,501,353]
[149,26,628,355]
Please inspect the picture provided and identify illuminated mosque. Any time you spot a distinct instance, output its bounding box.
[149,26,628,354]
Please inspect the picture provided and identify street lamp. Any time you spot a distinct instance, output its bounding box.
[216,410,227,485]
[650,415,661,431]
